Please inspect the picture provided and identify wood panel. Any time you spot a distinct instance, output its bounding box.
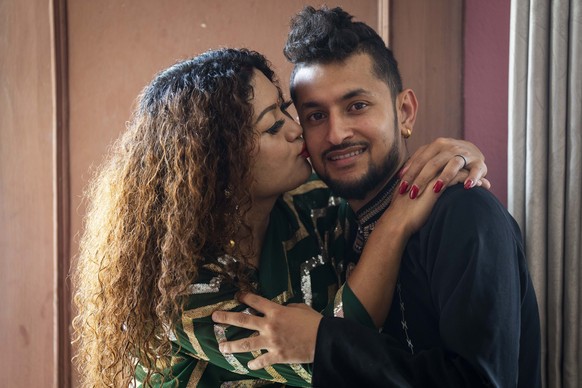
[390,0,464,153]
[0,0,57,386]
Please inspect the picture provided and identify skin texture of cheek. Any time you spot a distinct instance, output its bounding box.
[251,145,312,198]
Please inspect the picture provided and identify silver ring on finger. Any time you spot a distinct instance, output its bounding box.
[454,154,467,169]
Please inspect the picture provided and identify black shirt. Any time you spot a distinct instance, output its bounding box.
[313,185,541,387]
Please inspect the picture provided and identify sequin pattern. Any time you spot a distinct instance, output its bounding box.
[186,276,223,295]
[300,254,326,306]
[219,380,274,387]
[333,284,345,318]
[215,324,249,374]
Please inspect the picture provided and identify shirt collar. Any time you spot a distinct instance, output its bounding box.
[352,175,400,254]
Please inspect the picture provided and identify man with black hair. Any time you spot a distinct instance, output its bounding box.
[214,6,541,387]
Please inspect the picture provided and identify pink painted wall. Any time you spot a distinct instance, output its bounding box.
[464,0,511,206]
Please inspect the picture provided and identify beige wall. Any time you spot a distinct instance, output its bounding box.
[0,1,462,386]
[0,0,57,386]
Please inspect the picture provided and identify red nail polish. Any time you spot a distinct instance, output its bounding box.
[399,181,409,195]
[433,180,444,193]
[409,185,419,199]
[464,179,474,190]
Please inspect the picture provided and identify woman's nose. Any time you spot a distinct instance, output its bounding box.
[285,116,303,141]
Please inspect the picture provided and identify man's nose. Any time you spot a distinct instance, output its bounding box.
[326,114,353,145]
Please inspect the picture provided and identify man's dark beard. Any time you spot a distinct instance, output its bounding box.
[321,142,401,200]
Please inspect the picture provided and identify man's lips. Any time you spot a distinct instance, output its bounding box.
[327,149,365,161]
[324,145,367,161]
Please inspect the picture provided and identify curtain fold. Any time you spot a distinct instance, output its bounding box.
[563,2,581,386]
[508,0,582,387]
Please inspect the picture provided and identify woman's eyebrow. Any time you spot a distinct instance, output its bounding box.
[255,103,277,124]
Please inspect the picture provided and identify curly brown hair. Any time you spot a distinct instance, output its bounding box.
[72,48,281,387]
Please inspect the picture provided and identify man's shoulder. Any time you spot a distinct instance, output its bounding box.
[434,184,508,219]
[424,184,520,239]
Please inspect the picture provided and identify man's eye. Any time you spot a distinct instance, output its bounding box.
[308,112,326,121]
[349,102,368,111]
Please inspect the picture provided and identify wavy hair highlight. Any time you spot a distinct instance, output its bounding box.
[72,48,279,386]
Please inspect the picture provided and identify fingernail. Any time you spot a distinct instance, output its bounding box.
[398,166,408,178]
[464,179,474,190]
[409,185,419,199]
[399,181,409,194]
[433,180,444,193]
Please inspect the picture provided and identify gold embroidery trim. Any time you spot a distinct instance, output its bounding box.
[181,299,241,361]
[182,299,240,320]
[285,180,328,195]
[181,317,209,361]
[186,360,208,387]
[290,363,312,384]
[250,349,287,383]
[282,193,310,252]
[271,290,292,305]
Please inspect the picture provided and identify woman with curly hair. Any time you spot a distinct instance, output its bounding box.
[72,48,487,387]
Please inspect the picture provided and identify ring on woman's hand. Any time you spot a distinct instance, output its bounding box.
[454,154,467,169]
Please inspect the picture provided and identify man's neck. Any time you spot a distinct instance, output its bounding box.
[349,174,401,254]
[348,173,396,213]
[348,155,406,213]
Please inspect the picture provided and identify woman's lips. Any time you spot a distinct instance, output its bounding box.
[300,143,310,158]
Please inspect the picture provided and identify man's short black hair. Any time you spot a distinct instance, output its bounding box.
[284,6,403,100]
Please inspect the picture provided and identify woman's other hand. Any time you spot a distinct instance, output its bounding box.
[398,137,491,199]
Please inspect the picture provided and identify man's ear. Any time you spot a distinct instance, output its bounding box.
[396,89,418,137]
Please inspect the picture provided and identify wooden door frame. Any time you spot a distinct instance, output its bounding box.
[52,0,71,386]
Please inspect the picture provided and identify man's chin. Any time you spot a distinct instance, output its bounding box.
[324,177,371,200]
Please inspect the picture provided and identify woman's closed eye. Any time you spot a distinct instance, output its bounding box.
[266,119,285,134]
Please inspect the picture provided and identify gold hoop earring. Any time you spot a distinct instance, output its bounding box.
[403,127,412,139]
